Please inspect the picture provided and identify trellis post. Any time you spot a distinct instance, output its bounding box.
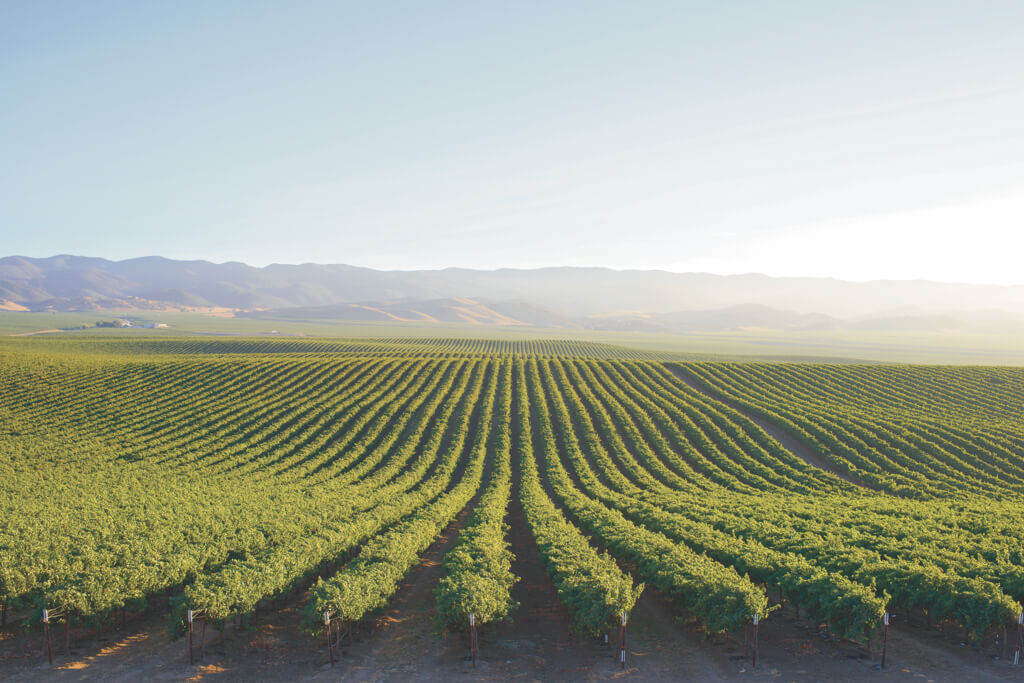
[43,608,53,665]
[469,612,478,667]
[881,611,889,669]
[619,611,628,669]
[324,612,334,666]
[1015,611,1022,666]
[751,613,759,668]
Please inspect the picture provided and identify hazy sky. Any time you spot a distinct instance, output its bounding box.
[3,1,1023,284]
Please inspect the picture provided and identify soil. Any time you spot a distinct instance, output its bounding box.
[7,329,62,337]
[3,486,1018,682]
[3,584,1020,682]
[665,365,872,488]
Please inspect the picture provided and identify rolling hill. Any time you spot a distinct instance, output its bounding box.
[4,255,1024,334]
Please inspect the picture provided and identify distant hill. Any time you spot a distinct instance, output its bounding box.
[652,304,838,332]
[240,298,578,327]
[240,299,1024,336]
[4,255,1024,334]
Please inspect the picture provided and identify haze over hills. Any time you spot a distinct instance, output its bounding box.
[4,254,1024,334]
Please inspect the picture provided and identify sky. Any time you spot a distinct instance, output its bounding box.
[2,1,1023,284]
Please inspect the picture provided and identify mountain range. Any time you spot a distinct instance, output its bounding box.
[3,254,1024,333]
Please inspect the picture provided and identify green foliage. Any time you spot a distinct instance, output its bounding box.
[525,358,767,634]
[307,360,497,629]
[436,359,519,630]
[2,341,1023,649]
[515,360,644,635]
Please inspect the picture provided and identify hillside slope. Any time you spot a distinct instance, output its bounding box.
[5,255,1024,319]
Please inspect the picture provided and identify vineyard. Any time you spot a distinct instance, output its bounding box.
[1,337,1023,679]
[0,335,691,360]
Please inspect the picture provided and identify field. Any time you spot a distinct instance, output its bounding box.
[2,336,1024,681]
[8,310,1024,365]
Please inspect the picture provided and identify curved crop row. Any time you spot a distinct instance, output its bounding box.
[436,359,519,630]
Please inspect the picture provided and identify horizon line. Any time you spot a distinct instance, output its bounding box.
[3,253,1022,289]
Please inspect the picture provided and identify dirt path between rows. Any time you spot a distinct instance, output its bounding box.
[7,329,62,337]
[6,595,1015,682]
[308,494,482,681]
[665,365,871,488]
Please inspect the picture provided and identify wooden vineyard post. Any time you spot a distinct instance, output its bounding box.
[1015,611,1023,666]
[619,611,628,670]
[880,611,889,669]
[187,610,194,665]
[42,608,53,665]
[469,612,478,667]
[324,612,335,667]
[64,615,70,655]
[751,613,759,668]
